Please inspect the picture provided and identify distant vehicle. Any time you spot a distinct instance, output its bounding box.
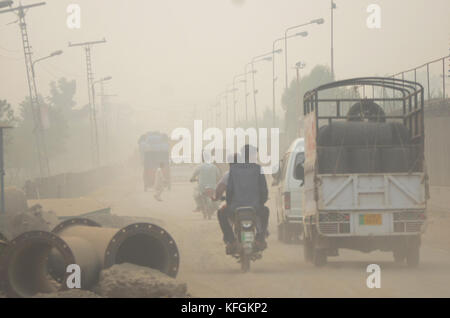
[273,138,305,244]
[201,187,218,220]
[300,77,428,267]
[138,132,171,191]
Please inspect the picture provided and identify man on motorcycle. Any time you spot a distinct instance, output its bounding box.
[216,145,270,254]
[190,151,222,212]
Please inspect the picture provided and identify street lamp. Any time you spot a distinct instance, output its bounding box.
[92,76,112,167]
[272,32,308,127]
[31,49,64,177]
[243,64,259,123]
[223,85,238,129]
[294,61,306,134]
[32,50,63,77]
[284,18,324,90]
[244,51,281,129]
[232,70,255,128]
[331,1,337,79]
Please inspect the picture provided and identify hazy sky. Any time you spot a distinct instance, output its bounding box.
[0,0,449,134]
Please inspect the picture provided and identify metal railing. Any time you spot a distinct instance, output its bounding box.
[391,55,450,102]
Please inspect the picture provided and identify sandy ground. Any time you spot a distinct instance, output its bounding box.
[89,173,450,298]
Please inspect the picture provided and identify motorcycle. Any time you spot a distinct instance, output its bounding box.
[230,206,263,272]
[200,187,217,220]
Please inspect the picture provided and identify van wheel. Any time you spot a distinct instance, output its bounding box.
[278,223,290,243]
[277,224,284,242]
[406,244,420,268]
[393,249,406,263]
[303,236,314,263]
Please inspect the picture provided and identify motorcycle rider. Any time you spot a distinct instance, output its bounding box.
[190,151,222,212]
[216,145,269,254]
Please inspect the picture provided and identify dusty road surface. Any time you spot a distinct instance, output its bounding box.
[91,174,450,298]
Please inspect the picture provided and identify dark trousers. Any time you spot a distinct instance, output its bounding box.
[217,204,269,244]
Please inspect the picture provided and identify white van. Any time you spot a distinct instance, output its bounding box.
[273,138,305,243]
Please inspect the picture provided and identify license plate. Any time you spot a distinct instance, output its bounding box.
[359,214,382,225]
[241,231,254,243]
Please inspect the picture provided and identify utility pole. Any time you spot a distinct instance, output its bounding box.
[331,0,336,79]
[69,38,107,168]
[97,86,117,166]
[0,124,12,214]
[91,76,112,167]
[0,2,50,178]
[294,62,306,137]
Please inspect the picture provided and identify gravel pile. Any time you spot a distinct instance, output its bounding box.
[94,263,189,298]
[0,204,59,240]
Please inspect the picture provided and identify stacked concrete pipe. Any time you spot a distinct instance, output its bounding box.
[0,218,179,297]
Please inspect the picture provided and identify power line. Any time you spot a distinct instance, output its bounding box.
[0,2,51,178]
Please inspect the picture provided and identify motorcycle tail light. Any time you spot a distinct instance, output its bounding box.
[241,221,253,228]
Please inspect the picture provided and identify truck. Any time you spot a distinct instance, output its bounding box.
[299,77,428,267]
[138,131,171,191]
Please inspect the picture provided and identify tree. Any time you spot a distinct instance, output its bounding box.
[5,79,72,177]
[281,65,357,144]
[281,65,334,142]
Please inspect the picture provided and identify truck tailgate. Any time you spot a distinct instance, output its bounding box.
[318,173,426,211]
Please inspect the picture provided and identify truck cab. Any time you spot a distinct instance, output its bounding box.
[301,77,428,267]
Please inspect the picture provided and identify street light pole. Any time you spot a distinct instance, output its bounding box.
[232,73,249,128]
[272,32,307,127]
[92,76,112,167]
[0,124,12,214]
[284,18,325,90]
[331,1,336,79]
[294,61,306,136]
[243,62,253,123]
[30,50,63,177]
[246,52,280,129]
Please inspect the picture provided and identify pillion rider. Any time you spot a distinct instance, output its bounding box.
[215,145,269,254]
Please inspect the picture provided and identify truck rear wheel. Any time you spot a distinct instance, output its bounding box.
[313,248,327,267]
[406,244,420,268]
[312,233,327,267]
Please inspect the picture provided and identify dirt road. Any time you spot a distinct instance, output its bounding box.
[92,176,450,298]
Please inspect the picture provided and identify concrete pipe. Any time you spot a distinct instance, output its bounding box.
[47,218,103,288]
[52,219,180,278]
[0,231,76,297]
[0,219,104,297]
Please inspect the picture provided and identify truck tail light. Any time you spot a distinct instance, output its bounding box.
[284,192,291,210]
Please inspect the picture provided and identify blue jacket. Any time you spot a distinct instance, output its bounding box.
[226,163,268,212]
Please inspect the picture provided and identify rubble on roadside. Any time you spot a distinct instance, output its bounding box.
[93,263,189,298]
